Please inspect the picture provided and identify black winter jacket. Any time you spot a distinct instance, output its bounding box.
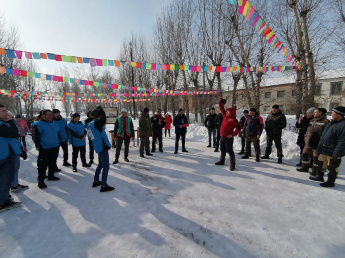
[265,110,287,136]
[296,116,312,146]
[214,113,223,131]
[205,113,217,129]
[151,115,166,134]
[173,114,189,135]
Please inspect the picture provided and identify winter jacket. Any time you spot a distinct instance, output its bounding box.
[151,114,166,134]
[317,118,345,158]
[164,115,172,130]
[173,114,189,135]
[304,114,329,149]
[214,113,223,131]
[218,100,240,138]
[87,119,111,153]
[239,116,247,129]
[296,116,312,146]
[205,113,217,129]
[114,116,134,139]
[33,120,60,150]
[67,121,87,147]
[243,114,264,137]
[96,106,107,126]
[53,116,69,142]
[139,113,152,137]
[265,110,287,137]
[17,119,28,136]
[0,120,22,160]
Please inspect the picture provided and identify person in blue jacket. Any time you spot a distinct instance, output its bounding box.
[0,104,23,212]
[53,109,71,167]
[33,109,61,189]
[67,113,91,172]
[87,109,115,192]
[173,108,189,154]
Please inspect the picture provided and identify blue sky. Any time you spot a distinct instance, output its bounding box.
[0,0,173,73]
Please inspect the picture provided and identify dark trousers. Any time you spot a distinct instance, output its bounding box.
[240,135,245,152]
[215,129,221,148]
[152,133,163,151]
[208,128,216,147]
[165,129,171,137]
[72,145,87,167]
[220,137,235,158]
[0,154,16,204]
[265,133,283,157]
[20,136,26,148]
[37,147,59,180]
[88,139,94,162]
[94,150,109,186]
[245,136,261,155]
[116,138,130,159]
[140,136,150,155]
[59,141,69,163]
[175,133,186,152]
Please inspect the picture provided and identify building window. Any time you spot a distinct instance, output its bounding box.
[291,90,297,97]
[264,92,271,99]
[277,91,285,98]
[264,106,270,112]
[330,103,339,110]
[330,82,342,95]
[315,84,322,96]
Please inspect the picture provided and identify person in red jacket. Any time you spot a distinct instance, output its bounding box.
[164,113,172,137]
[215,98,241,171]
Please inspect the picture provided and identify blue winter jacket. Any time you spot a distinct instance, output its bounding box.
[67,121,86,147]
[87,119,111,153]
[173,114,189,135]
[34,120,60,149]
[0,121,22,160]
[53,117,69,142]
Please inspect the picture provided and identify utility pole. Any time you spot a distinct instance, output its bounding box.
[129,42,136,120]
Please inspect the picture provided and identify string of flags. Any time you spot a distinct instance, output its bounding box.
[227,0,302,68]
[0,47,301,73]
[0,66,219,96]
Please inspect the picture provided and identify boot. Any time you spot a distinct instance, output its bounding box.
[309,165,318,177]
[296,167,309,173]
[113,158,118,164]
[256,154,260,162]
[72,166,78,172]
[47,172,60,181]
[230,157,235,171]
[214,147,219,152]
[38,180,47,189]
[320,172,336,187]
[261,155,270,159]
[82,163,91,167]
[241,154,250,159]
[63,162,71,167]
[238,151,245,155]
[88,159,93,165]
[215,155,225,165]
[278,156,282,164]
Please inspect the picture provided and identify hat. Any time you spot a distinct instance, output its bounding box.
[210,107,215,111]
[332,106,345,116]
[157,108,162,112]
[272,104,279,109]
[306,107,316,114]
[249,108,257,112]
[143,107,149,113]
[91,109,100,118]
[243,110,249,114]
[72,113,80,119]
[15,114,22,119]
[121,108,127,113]
[52,109,60,114]
[179,108,184,112]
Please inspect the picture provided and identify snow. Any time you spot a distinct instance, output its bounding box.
[1,117,345,258]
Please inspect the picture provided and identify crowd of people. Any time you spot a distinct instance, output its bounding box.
[1,100,345,213]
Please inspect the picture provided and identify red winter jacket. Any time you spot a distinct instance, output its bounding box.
[218,100,241,138]
[164,115,172,130]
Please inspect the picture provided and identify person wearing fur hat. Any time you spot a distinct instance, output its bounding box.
[241,108,264,162]
[139,107,152,158]
[309,106,345,187]
[205,107,217,148]
[214,99,241,171]
[151,109,166,153]
[173,108,189,154]
[67,113,90,172]
[53,109,70,167]
[112,108,134,164]
[261,104,287,163]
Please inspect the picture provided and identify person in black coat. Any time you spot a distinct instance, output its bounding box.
[173,108,189,154]
[214,112,223,152]
[204,107,217,148]
[151,109,166,152]
[238,110,249,154]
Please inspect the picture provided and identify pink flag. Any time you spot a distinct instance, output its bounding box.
[25,52,33,59]
[15,51,23,59]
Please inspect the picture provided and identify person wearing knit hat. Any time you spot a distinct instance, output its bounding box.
[261,104,287,163]
[139,107,152,157]
[67,113,90,172]
[238,110,250,155]
[204,107,217,148]
[308,106,345,187]
[173,108,189,154]
[295,107,315,167]
[53,108,70,167]
[121,108,127,113]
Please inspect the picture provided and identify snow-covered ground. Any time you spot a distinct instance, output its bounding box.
[1,117,345,258]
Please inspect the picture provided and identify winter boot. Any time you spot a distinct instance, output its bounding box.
[215,155,225,165]
[63,162,71,167]
[100,185,115,192]
[278,156,283,164]
[113,158,119,164]
[88,159,93,165]
[230,157,236,171]
[72,166,78,172]
[255,154,260,162]
[47,171,60,181]
[309,165,318,177]
[214,147,219,152]
[320,172,336,187]
[296,166,309,173]
[261,155,270,159]
[238,151,245,155]
[241,153,250,159]
[182,149,188,153]
[38,179,47,189]
[82,163,91,167]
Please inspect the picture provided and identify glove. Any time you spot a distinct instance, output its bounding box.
[181,124,189,128]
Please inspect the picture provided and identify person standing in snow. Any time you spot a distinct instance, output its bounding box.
[33,109,61,189]
[214,99,241,171]
[112,108,134,164]
[151,109,166,153]
[15,114,28,152]
[310,106,345,187]
[238,110,249,155]
[205,107,217,148]
[261,104,287,163]
[164,113,172,137]
[84,110,95,165]
[53,109,71,167]
[87,109,114,192]
[241,108,264,162]
[214,111,223,153]
[139,107,153,158]
[173,108,189,154]
[67,113,90,172]
[297,108,329,174]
